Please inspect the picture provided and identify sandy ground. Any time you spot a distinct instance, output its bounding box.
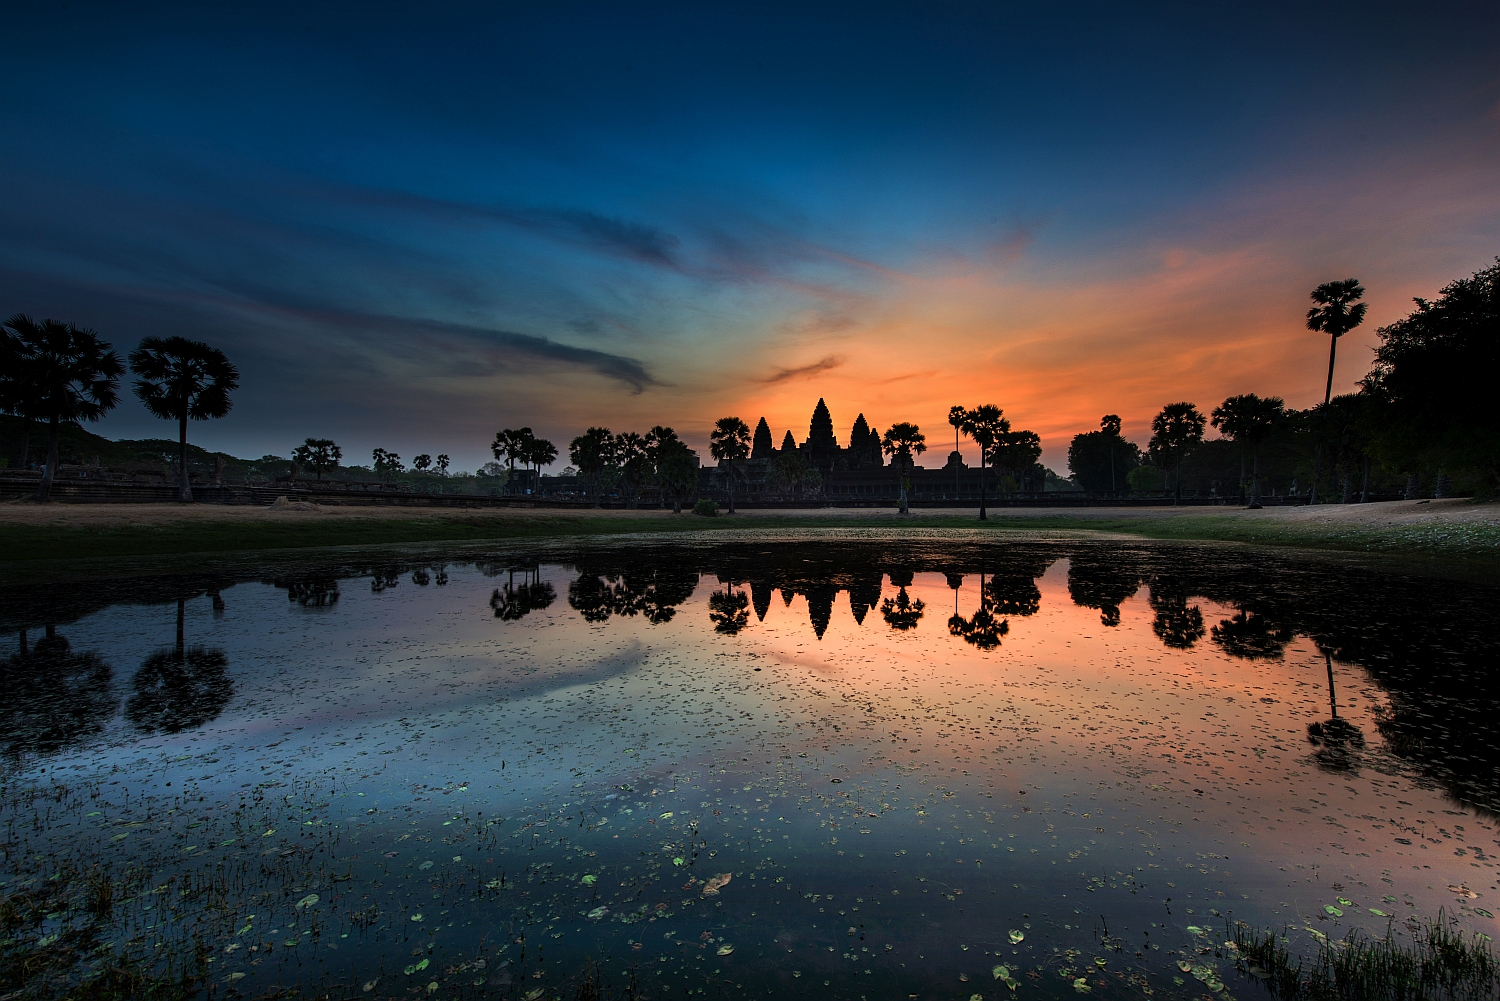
[2,496,1495,530]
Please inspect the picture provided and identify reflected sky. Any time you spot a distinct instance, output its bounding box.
[3,536,1497,998]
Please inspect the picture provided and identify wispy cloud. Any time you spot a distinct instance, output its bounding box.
[761,354,844,384]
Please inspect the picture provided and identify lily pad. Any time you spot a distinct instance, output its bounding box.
[1072,977,1091,992]
[1325,905,1344,917]
[581,874,597,887]
[716,943,735,956]
[993,965,1010,980]
[294,893,319,909]
[1009,929,1025,944]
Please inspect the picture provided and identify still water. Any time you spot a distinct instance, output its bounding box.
[3,532,1498,1000]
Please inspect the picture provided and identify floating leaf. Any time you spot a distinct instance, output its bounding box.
[1009,929,1025,944]
[410,913,424,922]
[1477,909,1495,919]
[295,894,319,909]
[1324,905,1343,917]
[1370,909,1389,917]
[586,906,609,921]
[1178,961,1193,973]
[363,980,378,992]
[581,874,597,887]
[228,973,246,983]
[702,873,732,896]
[1337,897,1353,907]
[993,965,1010,980]
[673,857,686,866]
[716,943,735,956]
[419,861,434,871]
[1073,977,1091,992]
[660,812,674,819]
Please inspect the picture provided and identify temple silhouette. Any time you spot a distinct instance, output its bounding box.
[710,397,1033,503]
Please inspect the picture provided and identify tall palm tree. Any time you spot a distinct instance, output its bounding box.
[129,337,238,502]
[1148,402,1206,505]
[955,404,1009,520]
[880,422,926,515]
[947,405,966,497]
[528,436,558,492]
[1306,279,1367,407]
[4,315,124,502]
[1305,279,1366,506]
[1212,394,1285,508]
[709,417,751,514]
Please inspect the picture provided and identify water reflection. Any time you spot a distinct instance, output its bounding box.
[708,582,751,635]
[568,561,696,624]
[124,599,232,736]
[948,570,1010,649]
[1066,555,1140,627]
[0,627,113,758]
[488,564,556,620]
[1149,580,1206,649]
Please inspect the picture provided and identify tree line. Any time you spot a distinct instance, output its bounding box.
[1066,260,1499,504]
[5,257,1493,506]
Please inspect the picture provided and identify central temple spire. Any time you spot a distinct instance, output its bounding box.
[808,398,836,449]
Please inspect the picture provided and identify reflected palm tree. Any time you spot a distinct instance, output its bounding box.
[1149,585,1206,649]
[492,566,558,621]
[880,588,925,630]
[708,584,750,635]
[125,599,231,735]
[948,572,1010,650]
[1307,647,1365,772]
[984,571,1041,617]
[0,626,114,759]
[1212,610,1294,660]
[274,576,340,609]
[1066,557,1140,628]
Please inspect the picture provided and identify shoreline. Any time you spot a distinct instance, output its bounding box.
[1,497,1497,565]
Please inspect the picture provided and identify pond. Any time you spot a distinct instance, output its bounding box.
[3,531,1499,1000]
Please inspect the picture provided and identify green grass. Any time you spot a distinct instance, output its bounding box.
[1232,915,1500,1001]
[2,508,1498,564]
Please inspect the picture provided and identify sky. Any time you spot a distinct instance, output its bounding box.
[3,2,1499,472]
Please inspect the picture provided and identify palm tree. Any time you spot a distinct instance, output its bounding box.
[569,427,616,506]
[1306,280,1366,506]
[1148,402,1206,505]
[955,404,1009,520]
[709,417,751,514]
[3,316,125,502]
[1212,395,1285,508]
[527,437,559,492]
[1100,414,1123,493]
[880,422,926,515]
[656,438,698,513]
[1307,279,1367,407]
[129,337,239,502]
[291,438,342,480]
[991,429,1041,495]
[947,405,966,497]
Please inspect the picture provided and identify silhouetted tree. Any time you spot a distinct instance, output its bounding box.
[1149,584,1205,649]
[125,599,231,734]
[1305,279,1367,504]
[1211,609,1294,660]
[1066,555,1141,627]
[292,438,342,479]
[569,427,616,506]
[527,436,558,485]
[881,422,926,514]
[956,404,1009,520]
[1148,402,1206,504]
[1361,258,1500,493]
[708,584,750,635]
[372,448,404,483]
[1211,394,1284,507]
[948,572,1009,650]
[412,454,432,472]
[0,627,114,759]
[3,316,123,501]
[881,586,925,630]
[490,566,557,620]
[991,428,1042,495]
[656,438,698,513]
[129,337,239,503]
[769,447,812,498]
[492,428,529,492]
[947,406,966,495]
[616,431,650,507]
[435,454,450,476]
[710,416,751,514]
[1068,415,1140,493]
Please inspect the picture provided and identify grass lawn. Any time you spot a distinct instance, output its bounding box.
[2,499,1498,565]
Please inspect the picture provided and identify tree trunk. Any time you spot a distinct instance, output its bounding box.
[978,454,987,521]
[898,459,910,515]
[16,420,32,472]
[727,460,735,514]
[1238,443,1246,504]
[1341,471,1352,504]
[1174,457,1183,505]
[32,415,60,501]
[1323,334,1338,406]
[1359,455,1371,504]
[1309,446,1322,505]
[178,411,194,502]
[1247,443,1262,509]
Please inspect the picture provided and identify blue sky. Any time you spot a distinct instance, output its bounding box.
[4,2,1498,470]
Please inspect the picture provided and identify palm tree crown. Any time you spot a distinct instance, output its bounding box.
[129,336,238,502]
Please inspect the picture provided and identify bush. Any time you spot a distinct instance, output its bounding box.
[693,498,718,517]
[1127,465,1164,492]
